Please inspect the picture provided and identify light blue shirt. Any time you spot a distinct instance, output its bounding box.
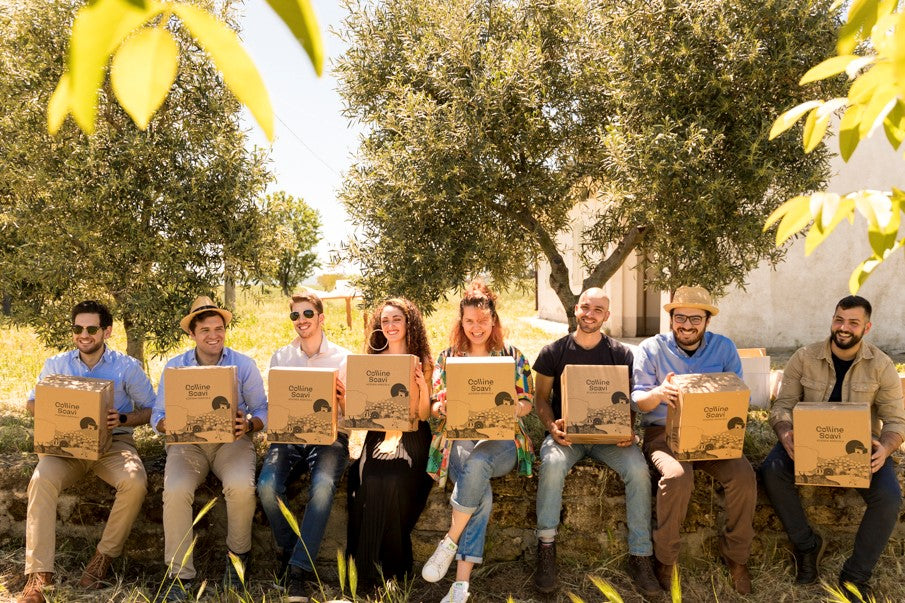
[631,331,742,427]
[28,346,156,435]
[152,347,267,434]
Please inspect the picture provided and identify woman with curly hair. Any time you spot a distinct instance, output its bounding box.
[422,280,534,603]
[346,297,435,589]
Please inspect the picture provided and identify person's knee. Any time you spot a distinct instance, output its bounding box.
[163,479,197,507]
[872,482,902,515]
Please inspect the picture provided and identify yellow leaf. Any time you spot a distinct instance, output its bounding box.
[47,72,71,134]
[171,3,274,141]
[769,100,822,140]
[882,100,905,150]
[848,63,892,104]
[67,0,159,133]
[111,27,179,130]
[765,196,814,245]
[853,190,892,228]
[858,86,897,138]
[805,196,855,255]
[799,55,861,85]
[803,99,846,153]
[849,239,904,293]
[265,0,324,76]
[838,104,864,161]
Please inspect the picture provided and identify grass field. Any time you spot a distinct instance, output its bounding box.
[1,282,903,602]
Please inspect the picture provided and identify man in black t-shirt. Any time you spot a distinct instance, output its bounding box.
[762,295,905,602]
[532,288,658,597]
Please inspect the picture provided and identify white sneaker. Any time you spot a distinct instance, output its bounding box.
[421,535,458,582]
[440,581,470,603]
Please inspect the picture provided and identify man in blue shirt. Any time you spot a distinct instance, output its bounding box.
[152,296,267,601]
[19,300,155,603]
[632,286,756,595]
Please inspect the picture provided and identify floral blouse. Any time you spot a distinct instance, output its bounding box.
[427,344,535,486]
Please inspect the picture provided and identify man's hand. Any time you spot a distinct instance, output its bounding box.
[336,380,346,413]
[156,418,167,433]
[106,408,120,430]
[616,434,639,447]
[871,438,892,473]
[548,418,572,447]
[779,429,794,460]
[656,373,680,408]
[234,410,249,438]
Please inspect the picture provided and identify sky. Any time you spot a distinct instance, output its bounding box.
[238,0,361,269]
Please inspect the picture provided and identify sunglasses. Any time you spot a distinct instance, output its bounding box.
[290,309,317,321]
[72,325,103,335]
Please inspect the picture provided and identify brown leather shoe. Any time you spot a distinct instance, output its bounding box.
[78,550,113,589]
[654,558,676,591]
[18,572,53,603]
[722,555,752,595]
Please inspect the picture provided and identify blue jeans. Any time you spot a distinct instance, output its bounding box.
[760,441,901,583]
[257,435,349,571]
[448,439,516,564]
[536,435,653,556]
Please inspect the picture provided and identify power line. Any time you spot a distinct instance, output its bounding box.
[273,112,342,177]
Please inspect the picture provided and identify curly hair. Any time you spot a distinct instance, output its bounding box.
[449,279,505,354]
[365,298,434,373]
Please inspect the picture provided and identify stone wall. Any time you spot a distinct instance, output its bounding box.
[2,449,903,580]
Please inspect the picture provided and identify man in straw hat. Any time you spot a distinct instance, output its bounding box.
[151,295,267,600]
[257,291,351,602]
[19,300,155,603]
[761,295,904,602]
[632,286,755,595]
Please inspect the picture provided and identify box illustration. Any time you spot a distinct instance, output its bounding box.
[444,356,517,440]
[34,374,114,460]
[342,354,418,431]
[793,402,871,488]
[267,367,337,445]
[164,366,239,444]
[561,364,632,444]
[666,372,750,460]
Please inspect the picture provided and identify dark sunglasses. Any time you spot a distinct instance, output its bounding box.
[72,325,103,335]
[290,309,317,321]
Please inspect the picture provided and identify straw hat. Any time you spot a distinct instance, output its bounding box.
[663,286,719,316]
[179,295,233,334]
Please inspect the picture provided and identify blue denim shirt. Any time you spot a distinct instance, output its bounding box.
[28,346,156,435]
[631,331,742,427]
[152,347,267,433]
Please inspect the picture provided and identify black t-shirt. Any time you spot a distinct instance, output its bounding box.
[532,333,634,422]
[829,353,855,402]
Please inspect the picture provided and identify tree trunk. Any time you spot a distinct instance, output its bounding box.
[1,293,10,317]
[224,269,236,310]
[123,315,145,365]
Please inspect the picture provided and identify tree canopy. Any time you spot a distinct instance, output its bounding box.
[265,191,323,296]
[336,0,842,325]
[0,0,283,361]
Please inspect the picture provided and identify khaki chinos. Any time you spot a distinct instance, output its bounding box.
[25,434,148,574]
[162,437,256,580]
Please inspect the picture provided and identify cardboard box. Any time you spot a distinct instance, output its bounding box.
[738,348,771,409]
[34,374,114,460]
[267,367,337,445]
[666,372,750,461]
[900,373,905,400]
[793,402,871,488]
[164,366,239,444]
[561,364,632,444]
[444,356,517,440]
[342,354,418,431]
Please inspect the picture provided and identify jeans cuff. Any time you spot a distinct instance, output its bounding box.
[456,553,483,564]
[450,497,478,515]
[628,545,653,557]
[535,527,557,539]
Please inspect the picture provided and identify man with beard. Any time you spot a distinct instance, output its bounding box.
[257,292,350,603]
[633,286,755,595]
[532,288,659,597]
[761,295,904,601]
[20,301,155,603]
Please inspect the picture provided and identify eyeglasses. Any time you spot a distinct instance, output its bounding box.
[672,314,705,326]
[290,309,316,321]
[72,325,102,335]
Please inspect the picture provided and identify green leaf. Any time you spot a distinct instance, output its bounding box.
[264,0,324,76]
[799,55,861,85]
[882,100,905,150]
[111,27,179,130]
[838,104,864,161]
[769,100,822,140]
[170,3,274,141]
[47,72,71,134]
[67,0,158,133]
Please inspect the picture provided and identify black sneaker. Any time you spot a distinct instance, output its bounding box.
[627,555,661,598]
[164,579,194,602]
[223,550,250,591]
[838,574,873,602]
[287,566,311,603]
[794,533,826,584]
[534,541,557,593]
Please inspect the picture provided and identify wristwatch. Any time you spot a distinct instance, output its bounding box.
[245,413,255,433]
[118,413,128,425]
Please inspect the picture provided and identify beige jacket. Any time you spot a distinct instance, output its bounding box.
[770,338,905,441]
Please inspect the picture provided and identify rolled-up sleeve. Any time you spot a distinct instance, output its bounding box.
[631,344,659,412]
[124,361,156,410]
[238,358,267,430]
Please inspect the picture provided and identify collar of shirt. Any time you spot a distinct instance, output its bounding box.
[665,331,710,359]
[188,347,232,366]
[68,345,112,370]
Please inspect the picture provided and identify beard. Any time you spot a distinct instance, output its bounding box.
[831,328,862,350]
[673,327,705,349]
[577,319,602,334]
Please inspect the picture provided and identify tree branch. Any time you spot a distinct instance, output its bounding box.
[582,225,646,292]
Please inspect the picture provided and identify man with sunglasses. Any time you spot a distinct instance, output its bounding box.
[257,292,351,602]
[632,286,756,595]
[151,295,267,600]
[20,300,155,603]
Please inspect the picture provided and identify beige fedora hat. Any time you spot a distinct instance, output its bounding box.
[663,286,719,316]
[180,295,233,334]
